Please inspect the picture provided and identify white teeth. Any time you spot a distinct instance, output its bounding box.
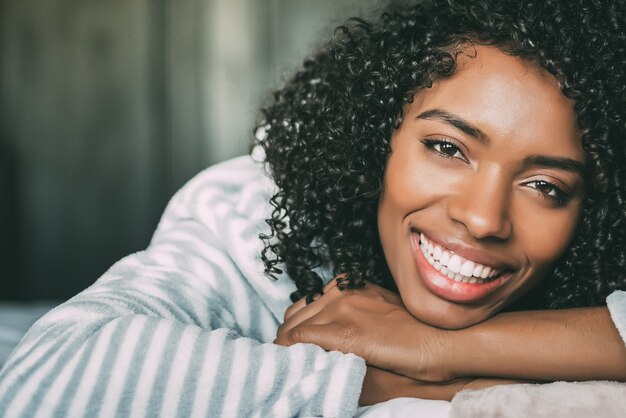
[481,267,492,279]
[418,233,505,284]
[460,260,475,276]
[473,264,483,277]
[448,255,463,274]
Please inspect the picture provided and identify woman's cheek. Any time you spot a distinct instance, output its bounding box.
[517,204,580,279]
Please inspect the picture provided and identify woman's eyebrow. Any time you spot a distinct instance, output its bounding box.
[523,155,588,179]
[416,108,487,143]
[417,108,588,178]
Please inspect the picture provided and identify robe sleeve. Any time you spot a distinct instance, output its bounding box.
[0,156,366,418]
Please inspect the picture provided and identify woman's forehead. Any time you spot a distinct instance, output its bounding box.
[405,45,583,160]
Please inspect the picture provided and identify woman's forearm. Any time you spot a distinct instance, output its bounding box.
[447,306,626,381]
[276,280,626,383]
[359,366,532,405]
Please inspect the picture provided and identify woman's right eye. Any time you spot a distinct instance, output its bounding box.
[420,138,468,162]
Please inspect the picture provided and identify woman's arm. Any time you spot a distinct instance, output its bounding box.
[359,366,530,405]
[277,280,626,383]
[447,306,626,381]
[0,157,366,418]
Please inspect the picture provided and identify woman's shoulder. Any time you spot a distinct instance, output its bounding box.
[150,153,297,319]
[186,152,272,193]
[169,153,276,221]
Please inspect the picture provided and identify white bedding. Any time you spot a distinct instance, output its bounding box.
[356,397,451,418]
[450,380,626,418]
[353,380,626,418]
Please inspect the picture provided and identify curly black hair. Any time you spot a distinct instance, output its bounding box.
[254,0,626,310]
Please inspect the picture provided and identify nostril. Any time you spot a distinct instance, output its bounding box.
[447,190,512,241]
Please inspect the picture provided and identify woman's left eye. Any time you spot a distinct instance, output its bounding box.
[421,138,468,162]
[525,180,570,204]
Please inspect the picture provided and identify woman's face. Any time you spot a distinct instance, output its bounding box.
[378,46,586,329]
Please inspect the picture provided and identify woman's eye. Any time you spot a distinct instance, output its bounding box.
[526,180,570,205]
[421,139,467,162]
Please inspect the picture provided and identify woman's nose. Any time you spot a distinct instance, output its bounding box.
[446,169,513,240]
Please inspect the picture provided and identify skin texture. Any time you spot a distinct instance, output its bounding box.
[359,366,528,404]
[275,46,626,404]
[378,46,585,329]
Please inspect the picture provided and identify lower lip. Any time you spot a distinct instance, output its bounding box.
[410,233,510,304]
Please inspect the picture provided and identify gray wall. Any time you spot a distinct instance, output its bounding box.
[0,0,382,300]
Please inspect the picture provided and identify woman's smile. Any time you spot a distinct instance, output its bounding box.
[377,45,586,329]
[412,231,513,303]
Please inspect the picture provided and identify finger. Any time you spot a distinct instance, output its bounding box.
[283,276,341,321]
[277,304,326,343]
[284,297,307,321]
[281,281,401,340]
[278,285,347,338]
[275,317,328,346]
[323,276,341,292]
[276,321,356,352]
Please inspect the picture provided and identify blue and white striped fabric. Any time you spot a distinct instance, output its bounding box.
[0,303,58,368]
[0,155,366,418]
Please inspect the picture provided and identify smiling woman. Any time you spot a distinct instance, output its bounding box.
[1,0,626,417]
[379,46,586,329]
[263,0,626,408]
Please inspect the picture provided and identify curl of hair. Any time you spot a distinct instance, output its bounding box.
[254,0,626,308]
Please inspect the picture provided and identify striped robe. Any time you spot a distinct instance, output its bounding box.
[0,156,366,418]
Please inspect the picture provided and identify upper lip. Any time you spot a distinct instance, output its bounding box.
[414,229,517,271]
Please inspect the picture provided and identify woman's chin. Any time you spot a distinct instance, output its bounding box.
[403,297,494,330]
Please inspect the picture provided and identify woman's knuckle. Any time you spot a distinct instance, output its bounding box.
[288,327,307,344]
[338,322,357,338]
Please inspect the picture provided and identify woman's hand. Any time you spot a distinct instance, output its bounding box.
[274,278,456,382]
[276,279,626,384]
[359,366,524,405]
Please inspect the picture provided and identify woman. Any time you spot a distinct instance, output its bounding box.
[0,0,625,417]
[268,0,626,405]
[273,44,626,403]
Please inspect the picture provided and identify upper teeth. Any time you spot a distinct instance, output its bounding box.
[419,233,502,283]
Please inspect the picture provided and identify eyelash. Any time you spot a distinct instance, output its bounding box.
[420,138,468,162]
[420,138,572,205]
[523,180,571,205]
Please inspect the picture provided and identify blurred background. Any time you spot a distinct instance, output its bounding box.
[0,0,382,301]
